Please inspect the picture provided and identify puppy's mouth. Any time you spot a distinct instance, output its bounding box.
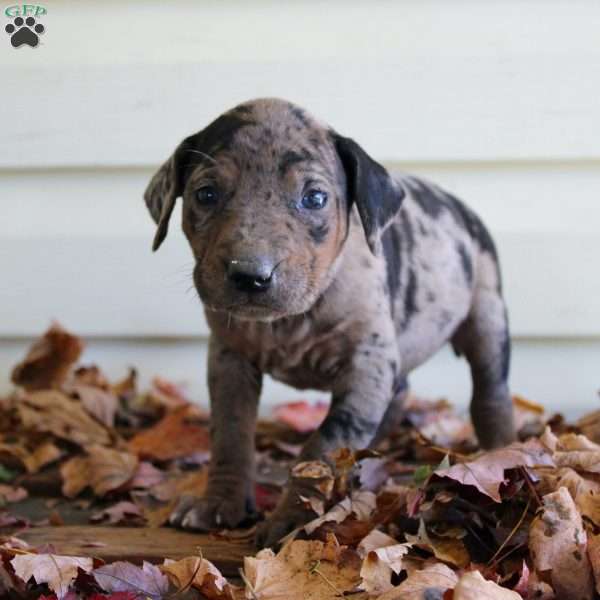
[204,298,287,322]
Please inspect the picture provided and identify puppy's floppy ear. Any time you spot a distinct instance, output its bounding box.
[333,133,405,255]
[144,140,190,251]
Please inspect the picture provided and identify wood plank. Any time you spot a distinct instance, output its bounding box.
[18,526,253,575]
[1,230,599,338]
[1,0,599,167]
[3,53,599,168]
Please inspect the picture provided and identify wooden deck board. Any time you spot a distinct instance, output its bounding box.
[18,526,254,577]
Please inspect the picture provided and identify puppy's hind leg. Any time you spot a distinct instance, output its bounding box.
[452,279,516,449]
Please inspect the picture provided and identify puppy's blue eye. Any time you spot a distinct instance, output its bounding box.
[195,186,218,205]
[301,189,328,210]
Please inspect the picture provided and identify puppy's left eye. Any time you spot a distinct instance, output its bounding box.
[301,189,328,210]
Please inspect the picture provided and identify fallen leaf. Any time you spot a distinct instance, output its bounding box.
[71,384,119,428]
[357,529,398,557]
[0,484,28,503]
[453,570,522,599]
[588,533,600,594]
[376,562,459,600]
[161,556,234,598]
[128,404,209,461]
[132,469,208,527]
[111,368,137,400]
[11,323,83,391]
[243,539,361,600]
[11,553,93,599]
[405,520,469,568]
[434,439,555,501]
[529,486,594,599]
[18,390,112,447]
[90,501,145,525]
[126,461,165,490]
[578,409,600,445]
[304,490,377,535]
[0,437,62,473]
[151,376,193,407]
[359,543,411,595]
[71,364,110,390]
[272,400,329,433]
[93,561,169,599]
[513,394,546,436]
[419,413,474,448]
[536,466,600,523]
[61,445,138,498]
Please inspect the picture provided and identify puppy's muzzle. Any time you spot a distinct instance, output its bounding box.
[226,258,274,293]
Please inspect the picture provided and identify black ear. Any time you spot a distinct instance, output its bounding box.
[144,139,190,251]
[144,110,251,251]
[333,133,405,255]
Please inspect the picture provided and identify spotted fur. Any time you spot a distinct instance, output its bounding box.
[144,98,516,548]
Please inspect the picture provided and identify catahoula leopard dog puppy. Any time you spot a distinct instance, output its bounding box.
[144,98,515,547]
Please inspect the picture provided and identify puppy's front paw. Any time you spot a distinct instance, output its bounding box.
[169,493,249,531]
[255,503,315,550]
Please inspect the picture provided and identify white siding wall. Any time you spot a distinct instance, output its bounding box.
[1,0,599,415]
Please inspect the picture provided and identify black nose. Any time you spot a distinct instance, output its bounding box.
[227,259,273,293]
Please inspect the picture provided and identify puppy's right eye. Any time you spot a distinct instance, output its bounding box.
[195,185,218,206]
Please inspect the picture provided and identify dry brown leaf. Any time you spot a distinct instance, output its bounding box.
[529,486,594,600]
[133,469,208,527]
[93,560,169,598]
[453,570,522,599]
[303,490,377,535]
[242,539,361,600]
[588,533,600,595]
[358,543,411,595]
[435,438,555,501]
[60,445,138,498]
[578,409,600,445]
[127,461,166,490]
[357,529,399,557]
[71,383,119,428]
[405,520,470,568]
[90,501,145,525]
[128,404,210,460]
[11,553,93,599]
[17,390,112,447]
[0,437,62,473]
[11,323,83,391]
[419,413,474,448]
[376,562,459,600]
[536,466,600,524]
[0,485,27,503]
[161,556,234,598]
[291,460,335,500]
[71,364,110,389]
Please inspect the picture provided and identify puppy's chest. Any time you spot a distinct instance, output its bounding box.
[215,318,353,390]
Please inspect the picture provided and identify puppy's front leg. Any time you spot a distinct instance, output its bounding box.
[170,335,261,530]
[257,339,398,547]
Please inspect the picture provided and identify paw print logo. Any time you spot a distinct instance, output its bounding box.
[5,16,45,48]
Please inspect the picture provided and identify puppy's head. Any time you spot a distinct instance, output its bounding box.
[145,98,404,321]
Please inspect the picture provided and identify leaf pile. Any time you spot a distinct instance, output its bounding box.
[1,324,600,598]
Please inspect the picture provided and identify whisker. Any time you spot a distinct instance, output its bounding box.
[185,149,218,164]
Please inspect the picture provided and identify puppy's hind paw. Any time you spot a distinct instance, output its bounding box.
[169,494,249,531]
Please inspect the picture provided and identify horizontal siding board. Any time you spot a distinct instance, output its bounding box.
[0,231,598,338]
[2,54,599,167]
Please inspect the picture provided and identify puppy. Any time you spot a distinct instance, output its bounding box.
[144,98,515,547]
